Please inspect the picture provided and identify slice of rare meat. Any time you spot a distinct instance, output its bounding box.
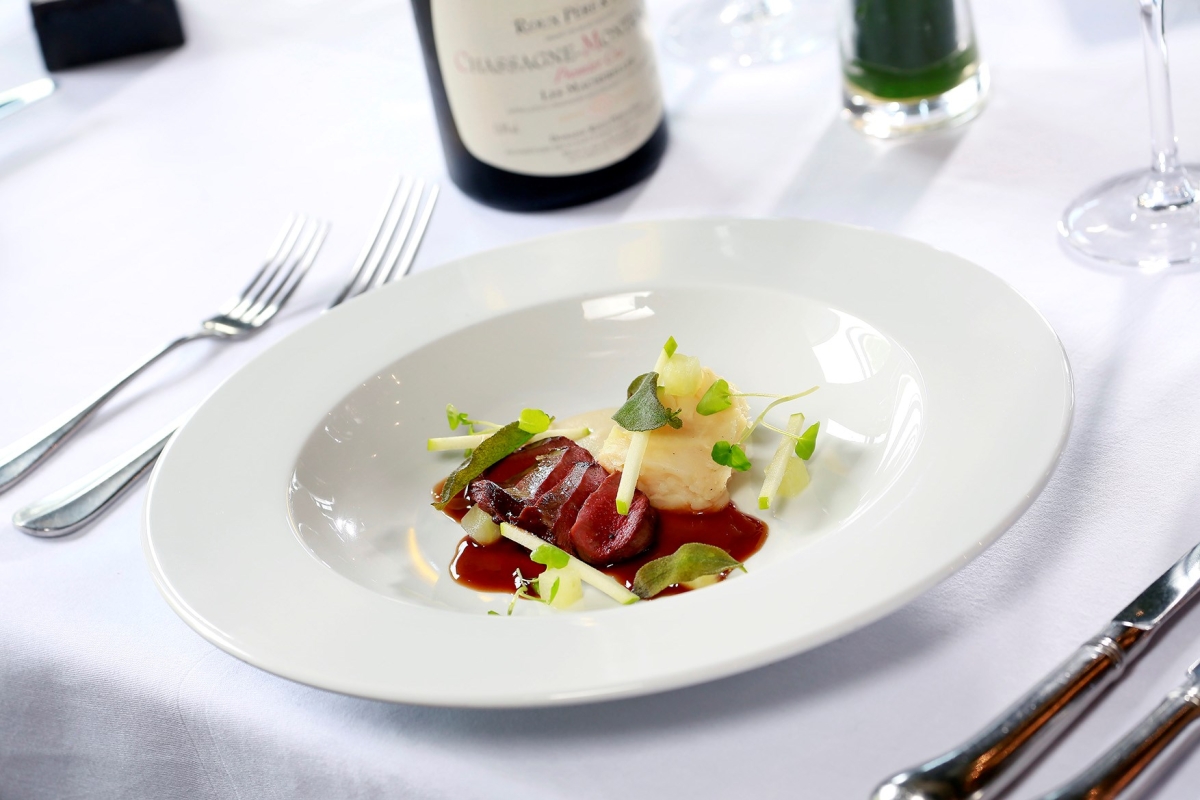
[570,471,657,566]
[515,461,609,552]
[467,437,595,537]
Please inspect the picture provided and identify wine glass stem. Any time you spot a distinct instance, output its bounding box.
[1138,0,1194,208]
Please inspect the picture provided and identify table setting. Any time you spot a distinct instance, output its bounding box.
[6,0,1200,798]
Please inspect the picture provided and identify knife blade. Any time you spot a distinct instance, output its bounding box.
[871,539,1200,800]
[0,78,55,123]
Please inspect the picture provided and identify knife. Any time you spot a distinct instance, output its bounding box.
[871,541,1200,800]
[1039,658,1200,800]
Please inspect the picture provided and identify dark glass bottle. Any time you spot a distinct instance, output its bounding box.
[411,0,668,212]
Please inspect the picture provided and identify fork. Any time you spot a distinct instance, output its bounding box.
[13,178,439,537]
[0,215,329,495]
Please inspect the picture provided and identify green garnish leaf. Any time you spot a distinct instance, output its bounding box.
[487,610,500,616]
[434,421,534,509]
[518,408,552,435]
[447,403,470,431]
[531,544,570,570]
[712,440,751,472]
[548,577,560,604]
[696,379,732,416]
[612,372,681,432]
[663,336,678,359]
[632,543,745,599]
[795,422,820,460]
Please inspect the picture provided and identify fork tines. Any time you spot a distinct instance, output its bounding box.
[223,215,330,326]
[331,178,439,309]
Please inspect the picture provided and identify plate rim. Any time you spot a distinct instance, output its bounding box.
[143,217,1074,707]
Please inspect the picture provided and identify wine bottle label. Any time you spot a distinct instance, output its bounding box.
[431,0,663,177]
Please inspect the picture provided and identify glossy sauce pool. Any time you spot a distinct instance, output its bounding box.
[441,481,767,598]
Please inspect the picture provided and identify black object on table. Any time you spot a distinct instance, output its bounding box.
[31,0,185,71]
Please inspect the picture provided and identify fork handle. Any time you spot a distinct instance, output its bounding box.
[1040,670,1200,800]
[871,622,1150,800]
[0,335,197,494]
[12,418,184,536]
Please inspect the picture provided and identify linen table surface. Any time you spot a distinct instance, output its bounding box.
[5,0,1200,797]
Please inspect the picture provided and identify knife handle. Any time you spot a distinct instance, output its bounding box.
[871,622,1149,800]
[1040,670,1200,800]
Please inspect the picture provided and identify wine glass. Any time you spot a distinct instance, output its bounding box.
[662,0,832,70]
[1060,0,1200,270]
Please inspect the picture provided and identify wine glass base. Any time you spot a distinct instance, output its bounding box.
[662,0,831,70]
[1060,166,1200,271]
[842,64,989,139]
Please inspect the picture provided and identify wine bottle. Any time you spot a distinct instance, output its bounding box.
[411,0,668,211]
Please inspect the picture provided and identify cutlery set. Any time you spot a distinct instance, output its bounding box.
[874,541,1200,799]
[2,176,437,535]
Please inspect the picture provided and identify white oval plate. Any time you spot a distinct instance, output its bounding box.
[144,219,1072,708]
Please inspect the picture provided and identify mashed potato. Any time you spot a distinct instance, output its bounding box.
[597,367,749,512]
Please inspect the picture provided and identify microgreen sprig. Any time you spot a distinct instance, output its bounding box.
[705,385,819,472]
[446,403,502,435]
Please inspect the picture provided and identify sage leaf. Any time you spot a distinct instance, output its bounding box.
[711,440,752,472]
[794,422,820,460]
[434,420,533,509]
[612,372,681,432]
[531,544,570,570]
[632,543,746,599]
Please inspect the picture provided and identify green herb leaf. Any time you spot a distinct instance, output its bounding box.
[446,403,470,431]
[794,422,820,460]
[487,610,500,616]
[663,336,678,359]
[434,421,534,510]
[518,408,552,435]
[696,379,733,416]
[548,577,560,604]
[632,543,746,599]
[530,544,570,570]
[711,440,752,472]
[612,372,681,432]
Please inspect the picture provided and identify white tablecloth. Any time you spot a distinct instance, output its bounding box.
[6,1,1200,797]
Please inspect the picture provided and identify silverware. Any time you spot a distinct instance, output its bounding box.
[13,178,438,537]
[871,541,1200,800]
[1039,658,1200,800]
[0,215,328,495]
[0,77,55,122]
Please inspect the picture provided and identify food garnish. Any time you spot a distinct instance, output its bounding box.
[612,373,682,432]
[759,413,807,510]
[429,335,822,614]
[612,337,680,515]
[427,426,590,452]
[433,411,549,510]
[711,440,752,472]
[794,421,820,461]
[501,523,639,605]
[460,505,501,544]
[632,543,746,599]
[446,404,499,434]
[707,386,819,472]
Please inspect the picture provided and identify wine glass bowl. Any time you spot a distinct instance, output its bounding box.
[1059,0,1200,270]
